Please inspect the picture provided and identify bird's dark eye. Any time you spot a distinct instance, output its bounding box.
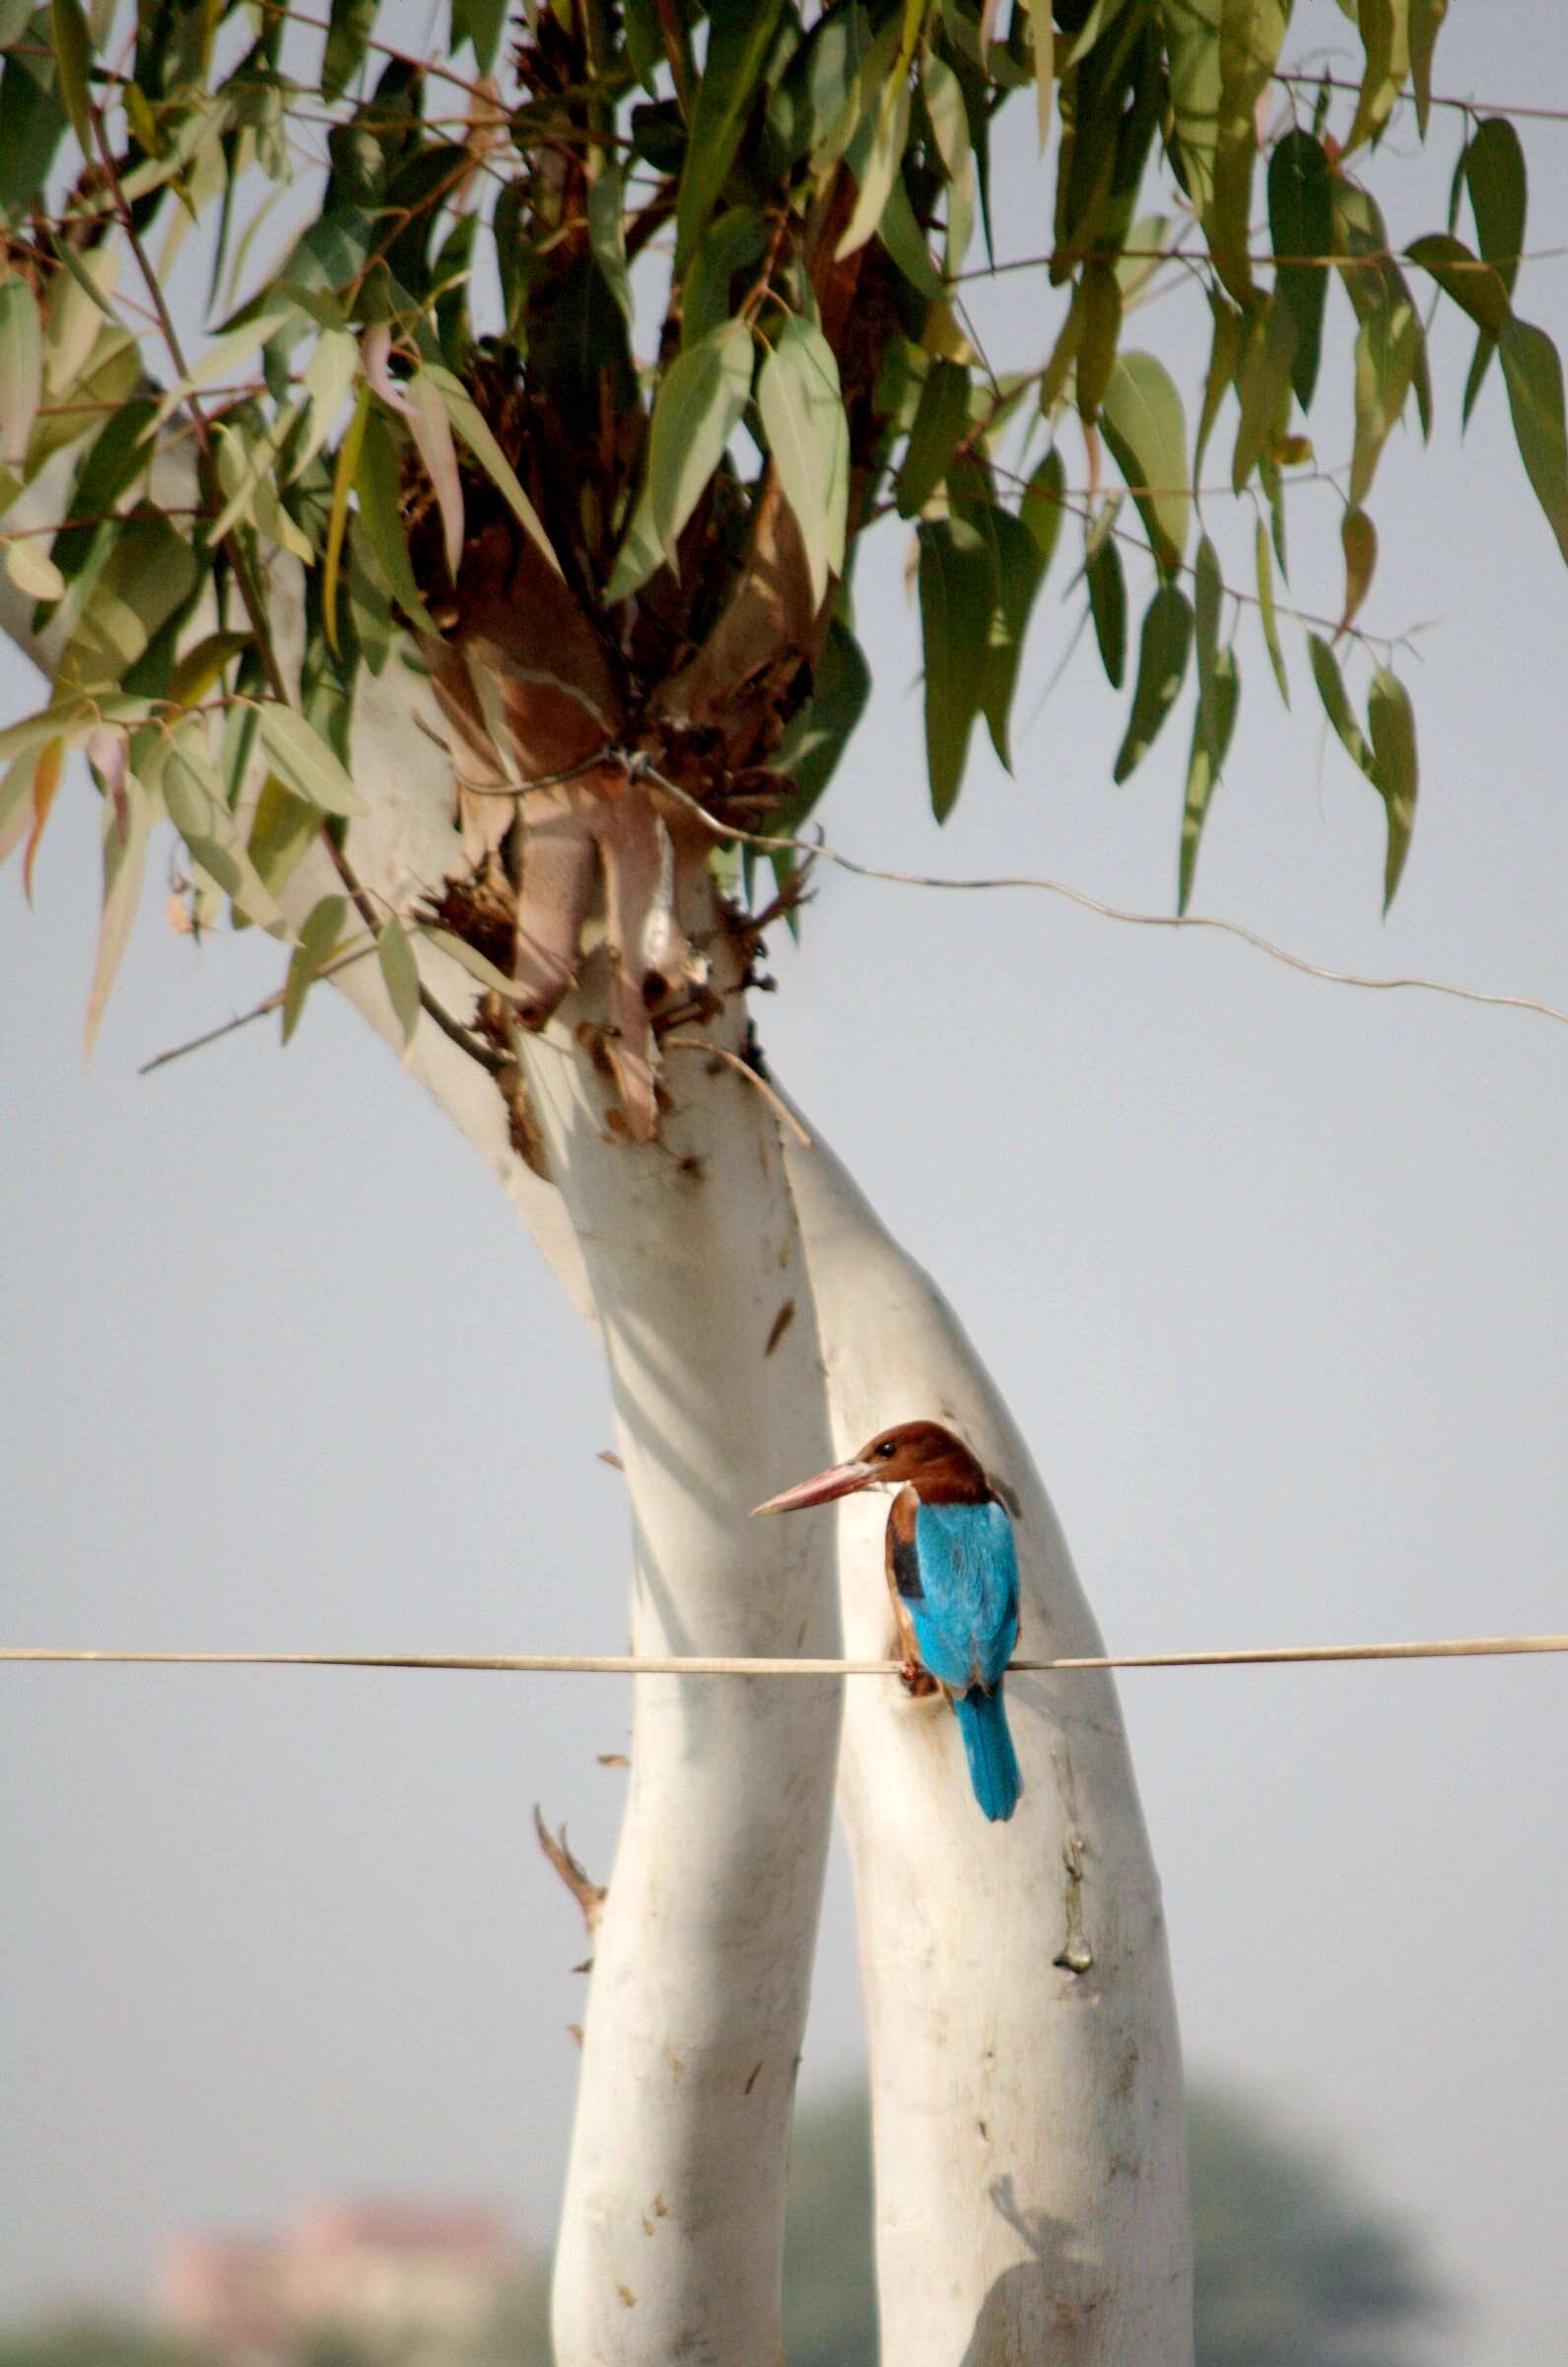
[875,1440,897,1459]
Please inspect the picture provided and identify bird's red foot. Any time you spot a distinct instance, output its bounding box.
[901,1658,937,1698]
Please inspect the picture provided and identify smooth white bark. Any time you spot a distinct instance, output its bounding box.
[785,1131,1193,2365]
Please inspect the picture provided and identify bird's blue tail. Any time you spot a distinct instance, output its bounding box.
[955,1684,1021,1822]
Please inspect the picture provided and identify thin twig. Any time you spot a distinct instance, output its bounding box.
[5,1636,1568,1675]
[139,942,378,1076]
[641,768,1568,1035]
[662,1035,812,1146]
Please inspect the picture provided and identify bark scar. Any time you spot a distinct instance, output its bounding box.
[1051,1748,1095,1975]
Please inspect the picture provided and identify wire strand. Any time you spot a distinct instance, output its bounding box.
[4,1636,1567,1675]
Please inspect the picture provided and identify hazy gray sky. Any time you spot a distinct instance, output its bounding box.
[3,12,1566,2365]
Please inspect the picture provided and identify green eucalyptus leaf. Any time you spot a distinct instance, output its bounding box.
[56,514,197,694]
[0,278,42,471]
[1113,582,1193,783]
[1268,130,1332,410]
[918,516,995,821]
[1498,317,1568,570]
[1255,514,1288,704]
[1367,663,1418,907]
[1409,0,1447,136]
[322,0,375,99]
[1307,632,1375,778]
[1085,529,1126,689]
[1231,294,1296,495]
[1193,287,1244,488]
[1343,0,1410,157]
[1074,260,1121,423]
[282,892,349,1044]
[1404,231,1510,337]
[980,503,1052,771]
[1180,642,1238,911]
[647,317,754,572]
[354,407,438,636]
[247,773,319,899]
[1461,117,1526,423]
[675,0,786,270]
[257,702,366,818]
[1100,349,1189,578]
[48,0,91,149]
[1208,0,1290,305]
[895,360,972,519]
[758,314,847,607]
[83,768,150,1059]
[1339,505,1378,635]
[376,914,421,1051]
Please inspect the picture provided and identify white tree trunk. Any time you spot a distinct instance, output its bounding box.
[1,527,1193,2364]
[784,1133,1193,2363]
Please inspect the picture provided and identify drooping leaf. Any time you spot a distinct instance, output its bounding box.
[0,277,42,470]
[1307,633,1375,778]
[159,738,286,932]
[1338,506,1378,636]
[1113,582,1193,783]
[1409,0,1447,136]
[917,516,995,820]
[1074,260,1121,423]
[0,39,69,219]
[759,316,848,606]
[422,364,563,580]
[376,914,421,1052]
[1099,349,1189,578]
[1180,643,1238,911]
[1163,0,1220,216]
[977,504,1052,771]
[1461,117,1527,423]
[1368,664,1418,907]
[1267,130,1332,411]
[1403,232,1510,338]
[56,515,197,695]
[20,731,61,900]
[1085,528,1126,689]
[1347,286,1421,508]
[247,774,319,900]
[674,0,786,269]
[773,612,872,824]
[1209,0,1290,304]
[1343,0,1410,157]
[836,75,911,260]
[1231,294,1297,495]
[48,0,91,150]
[1025,0,1053,143]
[450,0,506,74]
[1193,287,1245,488]
[257,703,366,818]
[895,359,972,518]
[1498,317,1568,570]
[282,893,349,1044]
[1255,514,1288,704]
[83,768,150,1059]
[322,0,375,99]
[646,317,754,573]
[323,381,370,653]
[354,406,439,636]
[1020,445,1065,571]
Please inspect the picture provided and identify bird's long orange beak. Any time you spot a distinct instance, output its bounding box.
[751,1458,879,1516]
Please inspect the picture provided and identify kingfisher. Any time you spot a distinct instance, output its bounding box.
[753,1421,1022,1822]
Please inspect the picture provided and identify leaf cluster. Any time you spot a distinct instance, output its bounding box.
[1,0,1565,1053]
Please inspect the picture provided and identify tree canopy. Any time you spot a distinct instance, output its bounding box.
[1,0,1563,1093]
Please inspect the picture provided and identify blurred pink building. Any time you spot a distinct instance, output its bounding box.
[156,2201,520,2365]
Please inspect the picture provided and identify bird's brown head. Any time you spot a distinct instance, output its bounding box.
[751,1420,991,1515]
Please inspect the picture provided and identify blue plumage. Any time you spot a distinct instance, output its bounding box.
[908,1501,1021,1822]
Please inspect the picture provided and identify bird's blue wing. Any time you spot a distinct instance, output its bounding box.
[908,1502,1019,1690]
